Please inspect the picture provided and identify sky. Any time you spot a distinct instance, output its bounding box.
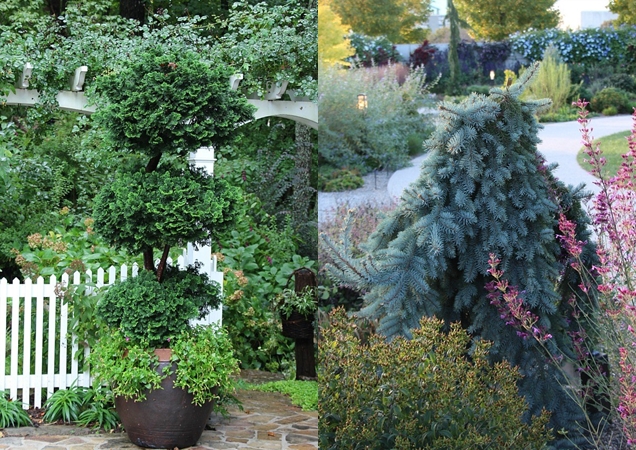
[429,0,614,29]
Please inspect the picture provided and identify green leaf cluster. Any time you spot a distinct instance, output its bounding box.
[96,267,222,348]
[319,308,553,449]
[0,395,31,428]
[219,1,317,100]
[88,330,166,402]
[90,325,239,406]
[275,287,317,319]
[92,48,256,156]
[93,166,241,254]
[172,325,239,406]
[43,384,119,430]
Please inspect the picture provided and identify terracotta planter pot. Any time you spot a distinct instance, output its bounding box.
[115,349,216,449]
[281,310,314,339]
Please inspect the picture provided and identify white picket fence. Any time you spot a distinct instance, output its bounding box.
[0,256,222,409]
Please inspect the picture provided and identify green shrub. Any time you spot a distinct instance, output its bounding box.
[608,73,636,93]
[217,194,316,372]
[602,105,619,116]
[522,45,571,114]
[590,87,633,114]
[538,105,580,123]
[319,308,553,449]
[406,132,425,156]
[321,168,364,192]
[318,64,434,174]
[347,33,402,67]
[465,84,490,95]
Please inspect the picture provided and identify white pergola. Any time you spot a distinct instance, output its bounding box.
[3,64,318,128]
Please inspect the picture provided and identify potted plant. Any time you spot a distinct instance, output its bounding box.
[275,286,317,340]
[87,44,255,448]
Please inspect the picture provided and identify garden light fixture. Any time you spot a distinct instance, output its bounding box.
[357,93,368,111]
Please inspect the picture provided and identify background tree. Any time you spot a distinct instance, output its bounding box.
[447,0,460,94]
[331,0,431,43]
[453,0,560,41]
[322,66,598,442]
[609,0,636,25]
[318,0,354,70]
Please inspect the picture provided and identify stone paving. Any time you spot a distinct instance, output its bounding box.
[0,372,317,450]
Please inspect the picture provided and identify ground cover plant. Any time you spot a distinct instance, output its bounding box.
[245,380,317,411]
[321,65,599,445]
[0,395,32,428]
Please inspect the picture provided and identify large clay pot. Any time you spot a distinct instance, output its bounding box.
[115,349,216,449]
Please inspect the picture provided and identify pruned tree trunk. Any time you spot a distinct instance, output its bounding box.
[293,122,317,259]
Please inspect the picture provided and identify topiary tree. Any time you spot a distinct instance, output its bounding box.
[92,46,255,281]
[321,63,599,442]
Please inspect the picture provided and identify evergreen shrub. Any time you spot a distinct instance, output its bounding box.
[319,308,553,449]
[590,87,633,114]
[321,63,599,441]
[96,266,222,348]
[319,168,364,192]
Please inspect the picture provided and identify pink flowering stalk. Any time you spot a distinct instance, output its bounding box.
[575,101,636,444]
[486,254,552,342]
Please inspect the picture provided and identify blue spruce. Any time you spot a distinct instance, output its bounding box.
[322,63,599,444]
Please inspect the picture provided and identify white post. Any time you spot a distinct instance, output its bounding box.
[187,146,223,326]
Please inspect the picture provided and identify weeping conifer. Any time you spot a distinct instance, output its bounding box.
[322,63,598,443]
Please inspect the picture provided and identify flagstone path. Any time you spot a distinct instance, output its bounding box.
[0,371,317,450]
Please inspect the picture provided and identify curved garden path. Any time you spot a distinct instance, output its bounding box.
[317,114,634,225]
